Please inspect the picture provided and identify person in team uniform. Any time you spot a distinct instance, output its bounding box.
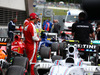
[8,18,17,42]
[96,21,100,40]
[72,12,95,44]
[72,12,95,61]
[44,20,50,32]
[23,13,41,75]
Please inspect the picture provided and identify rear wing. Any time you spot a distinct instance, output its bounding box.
[0,37,11,62]
[66,40,98,52]
[65,40,99,65]
[0,37,9,46]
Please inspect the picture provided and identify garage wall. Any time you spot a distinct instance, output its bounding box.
[0,7,27,26]
[0,0,26,11]
[0,0,34,26]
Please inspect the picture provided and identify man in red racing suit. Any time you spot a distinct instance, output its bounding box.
[23,13,40,75]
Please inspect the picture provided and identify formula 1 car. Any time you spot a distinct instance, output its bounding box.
[59,40,100,63]
[34,39,100,75]
[0,26,25,55]
[38,31,74,60]
[0,37,29,75]
[90,40,100,65]
[38,31,60,60]
[0,34,26,57]
[48,45,100,75]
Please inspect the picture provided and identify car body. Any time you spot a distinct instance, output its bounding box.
[0,37,29,75]
[34,40,100,75]
[48,44,99,75]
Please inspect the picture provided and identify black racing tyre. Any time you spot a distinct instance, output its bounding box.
[0,67,3,75]
[59,42,66,58]
[6,66,28,75]
[93,72,100,75]
[12,57,29,70]
[40,47,51,59]
[23,50,27,57]
[51,55,62,62]
[51,42,59,55]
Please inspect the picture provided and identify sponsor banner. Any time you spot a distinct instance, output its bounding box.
[0,37,8,46]
[74,44,97,50]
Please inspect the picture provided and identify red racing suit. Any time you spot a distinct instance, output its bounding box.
[23,21,39,75]
[23,19,30,28]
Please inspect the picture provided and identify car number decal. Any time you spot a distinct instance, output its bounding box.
[40,63,52,68]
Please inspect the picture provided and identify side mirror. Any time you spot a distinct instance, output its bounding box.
[63,19,65,22]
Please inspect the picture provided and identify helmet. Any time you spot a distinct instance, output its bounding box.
[61,32,66,37]
[37,55,41,60]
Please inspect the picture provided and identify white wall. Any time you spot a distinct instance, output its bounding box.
[0,0,26,11]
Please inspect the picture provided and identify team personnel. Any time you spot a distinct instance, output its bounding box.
[23,13,41,75]
[72,12,95,44]
[72,12,95,61]
[42,20,46,29]
[52,20,60,34]
[35,18,42,37]
[44,20,50,32]
[8,18,17,42]
[96,21,100,40]
[48,19,53,32]
[36,18,42,29]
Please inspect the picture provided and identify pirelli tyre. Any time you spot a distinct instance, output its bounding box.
[59,42,66,59]
[6,66,28,75]
[12,57,29,70]
[51,55,62,62]
[40,47,51,59]
[51,42,59,55]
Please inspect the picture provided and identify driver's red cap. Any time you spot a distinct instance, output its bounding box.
[30,13,37,19]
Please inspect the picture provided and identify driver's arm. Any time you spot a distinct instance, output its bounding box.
[96,27,100,32]
[72,23,76,38]
[90,24,95,40]
[91,32,95,40]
